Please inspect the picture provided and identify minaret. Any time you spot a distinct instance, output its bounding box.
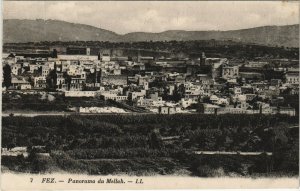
[94,66,97,85]
[110,49,113,57]
[98,51,101,60]
[137,49,141,63]
[200,52,206,66]
[86,48,90,56]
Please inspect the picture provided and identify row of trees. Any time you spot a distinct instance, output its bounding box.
[5,40,298,59]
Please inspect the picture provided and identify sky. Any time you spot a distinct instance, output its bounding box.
[3,1,299,34]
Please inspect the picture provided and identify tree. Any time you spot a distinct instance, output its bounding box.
[149,130,163,149]
[96,69,101,83]
[63,72,72,91]
[3,64,12,89]
[28,76,34,87]
[46,70,57,90]
[52,49,58,58]
[172,84,182,102]
[82,81,87,91]
[98,52,101,60]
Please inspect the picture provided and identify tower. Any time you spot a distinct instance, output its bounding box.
[200,52,206,66]
[137,49,141,63]
[86,48,90,56]
[98,51,101,60]
[52,49,58,58]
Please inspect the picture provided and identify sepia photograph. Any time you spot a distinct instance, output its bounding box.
[1,0,299,190]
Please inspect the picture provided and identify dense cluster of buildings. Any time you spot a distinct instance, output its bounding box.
[2,47,299,115]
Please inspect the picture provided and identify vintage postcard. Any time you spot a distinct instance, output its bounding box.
[1,1,299,190]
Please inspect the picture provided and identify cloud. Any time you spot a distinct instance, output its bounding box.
[3,1,299,34]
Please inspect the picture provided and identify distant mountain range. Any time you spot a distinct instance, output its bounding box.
[3,19,299,47]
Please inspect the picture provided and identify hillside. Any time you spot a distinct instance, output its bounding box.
[3,19,299,47]
[3,19,121,43]
[123,25,299,47]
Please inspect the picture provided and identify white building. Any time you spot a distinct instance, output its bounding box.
[65,91,98,97]
[101,93,128,101]
[285,73,299,85]
[34,77,47,89]
[42,65,50,77]
[222,65,239,79]
[129,90,146,101]
[11,64,22,75]
[180,98,197,108]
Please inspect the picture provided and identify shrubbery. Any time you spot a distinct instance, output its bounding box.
[2,114,298,176]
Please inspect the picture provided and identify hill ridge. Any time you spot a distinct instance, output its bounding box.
[3,19,299,47]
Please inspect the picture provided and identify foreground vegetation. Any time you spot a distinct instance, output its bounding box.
[2,91,133,112]
[2,114,298,176]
